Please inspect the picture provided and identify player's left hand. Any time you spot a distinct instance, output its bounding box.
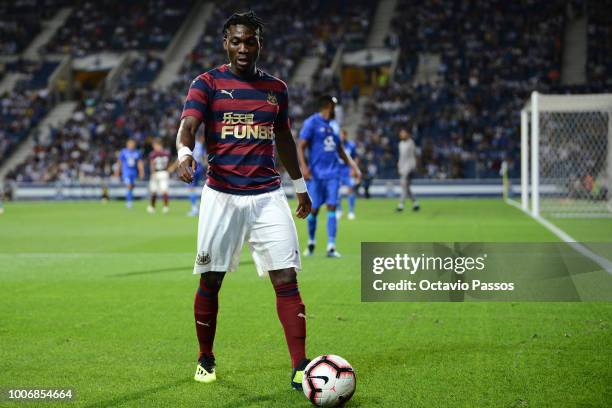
[177,155,196,183]
[295,192,312,219]
[352,167,362,184]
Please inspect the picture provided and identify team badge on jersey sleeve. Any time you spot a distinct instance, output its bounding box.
[267,92,278,106]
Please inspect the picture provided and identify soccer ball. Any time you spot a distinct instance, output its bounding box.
[302,355,356,407]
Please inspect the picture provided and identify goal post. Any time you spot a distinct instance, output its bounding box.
[522,92,612,218]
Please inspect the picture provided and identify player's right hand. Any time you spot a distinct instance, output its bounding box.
[302,166,312,181]
[295,192,312,219]
[177,155,196,183]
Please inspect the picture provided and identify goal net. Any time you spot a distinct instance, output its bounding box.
[521,92,612,218]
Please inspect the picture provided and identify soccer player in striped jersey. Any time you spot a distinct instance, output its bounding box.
[175,11,312,390]
[147,139,172,214]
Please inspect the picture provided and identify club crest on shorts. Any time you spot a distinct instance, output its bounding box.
[266,92,278,106]
[196,252,211,266]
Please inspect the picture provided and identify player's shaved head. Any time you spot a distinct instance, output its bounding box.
[126,139,136,149]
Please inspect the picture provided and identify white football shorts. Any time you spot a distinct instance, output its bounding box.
[193,185,301,276]
[149,171,169,194]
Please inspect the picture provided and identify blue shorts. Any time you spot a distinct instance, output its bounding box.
[189,163,205,188]
[122,172,137,186]
[340,174,355,188]
[308,178,340,209]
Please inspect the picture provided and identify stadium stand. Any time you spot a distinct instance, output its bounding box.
[180,0,374,86]
[0,89,51,165]
[6,0,371,183]
[3,0,610,187]
[7,82,184,183]
[0,58,60,166]
[117,53,164,90]
[6,59,60,90]
[43,0,194,55]
[0,0,68,55]
[364,0,566,179]
[586,0,612,89]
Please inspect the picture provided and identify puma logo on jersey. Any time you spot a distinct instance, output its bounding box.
[297,313,307,319]
[220,89,234,99]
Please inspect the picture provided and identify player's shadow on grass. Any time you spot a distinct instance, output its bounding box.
[82,378,192,408]
[109,265,193,277]
[215,378,299,408]
[109,260,255,278]
[214,379,367,408]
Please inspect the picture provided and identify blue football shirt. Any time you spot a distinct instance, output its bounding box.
[120,148,141,174]
[299,113,341,179]
[193,141,205,165]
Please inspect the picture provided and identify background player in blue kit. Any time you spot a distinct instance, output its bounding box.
[187,134,206,216]
[116,139,144,208]
[337,128,358,220]
[298,95,361,258]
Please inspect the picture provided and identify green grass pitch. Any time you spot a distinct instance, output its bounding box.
[1,198,610,407]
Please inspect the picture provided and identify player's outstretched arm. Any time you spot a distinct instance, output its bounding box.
[338,144,362,183]
[176,116,201,183]
[137,160,145,179]
[297,139,311,180]
[114,158,121,178]
[275,127,311,219]
[167,160,178,174]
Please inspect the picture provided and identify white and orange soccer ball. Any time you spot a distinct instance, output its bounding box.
[302,355,356,407]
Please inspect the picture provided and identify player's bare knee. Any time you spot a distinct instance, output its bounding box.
[268,268,297,285]
[327,204,337,211]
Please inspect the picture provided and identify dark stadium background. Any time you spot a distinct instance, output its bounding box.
[0,1,611,407]
[1,0,608,198]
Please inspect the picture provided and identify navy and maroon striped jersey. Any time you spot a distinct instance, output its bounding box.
[149,149,171,172]
[181,64,290,195]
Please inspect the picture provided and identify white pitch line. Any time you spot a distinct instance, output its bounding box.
[505,198,612,274]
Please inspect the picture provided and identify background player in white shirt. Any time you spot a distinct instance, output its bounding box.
[397,128,420,211]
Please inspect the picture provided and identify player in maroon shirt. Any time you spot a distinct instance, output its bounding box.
[147,139,172,214]
[175,11,312,389]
